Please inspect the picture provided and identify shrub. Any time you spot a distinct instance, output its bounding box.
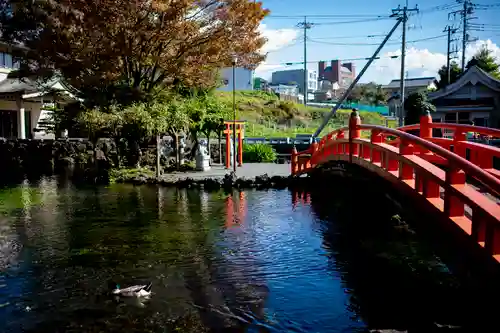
[277,100,296,116]
[242,143,277,163]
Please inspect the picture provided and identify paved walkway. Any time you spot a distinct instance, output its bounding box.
[161,163,291,181]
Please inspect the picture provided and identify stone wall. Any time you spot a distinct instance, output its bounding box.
[0,139,115,183]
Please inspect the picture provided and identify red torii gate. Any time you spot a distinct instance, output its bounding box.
[223,120,245,169]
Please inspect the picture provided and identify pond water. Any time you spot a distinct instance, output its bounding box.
[0,177,496,332]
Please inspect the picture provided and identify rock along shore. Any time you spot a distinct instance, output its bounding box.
[116,172,310,191]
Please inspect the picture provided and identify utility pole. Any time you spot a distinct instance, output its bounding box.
[461,0,469,71]
[297,17,313,106]
[444,25,459,84]
[450,1,477,71]
[392,2,419,127]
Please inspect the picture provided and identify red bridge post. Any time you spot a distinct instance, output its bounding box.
[453,129,467,160]
[420,110,433,139]
[225,122,231,169]
[291,146,297,175]
[238,123,243,167]
[419,110,433,159]
[349,109,361,163]
[310,141,317,165]
[444,168,466,217]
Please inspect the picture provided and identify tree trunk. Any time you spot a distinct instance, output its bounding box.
[156,134,161,179]
[207,135,211,166]
[175,134,180,170]
[189,130,199,161]
[134,141,141,169]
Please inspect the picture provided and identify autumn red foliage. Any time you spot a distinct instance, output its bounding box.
[0,0,269,105]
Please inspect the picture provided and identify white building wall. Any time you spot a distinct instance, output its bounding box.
[217,67,254,91]
[271,69,317,94]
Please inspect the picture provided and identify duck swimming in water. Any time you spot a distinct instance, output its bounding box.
[109,281,152,298]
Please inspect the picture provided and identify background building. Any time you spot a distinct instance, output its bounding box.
[271,69,318,95]
[428,66,500,130]
[382,77,436,97]
[384,77,437,118]
[268,84,299,97]
[318,60,356,89]
[217,67,254,91]
[253,77,270,91]
[0,42,75,139]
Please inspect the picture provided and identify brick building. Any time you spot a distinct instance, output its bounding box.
[318,60,356,89]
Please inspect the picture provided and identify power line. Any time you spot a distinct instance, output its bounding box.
[307,34,446,46]
[449,0,478,71]
[418,2,461,13]
[267,14,390,19]
[313,16,404,137]
[263,54,401,67]
[307,34,388,40]
[474,2,500,9]
[313,17,393,25]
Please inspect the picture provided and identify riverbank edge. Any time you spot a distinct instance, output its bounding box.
[114,171,309,190]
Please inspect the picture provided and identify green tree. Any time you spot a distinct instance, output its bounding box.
[466,45,500,78]
[199,96,229,164]
[347,82,387,105]
[404,91,436,125]
[1,0,269,107]
[435,62,463,89]
[163,100,191,169]
[347,85,363,103]
[373,85,388,106]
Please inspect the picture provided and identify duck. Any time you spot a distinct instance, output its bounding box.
[109,281,152,298]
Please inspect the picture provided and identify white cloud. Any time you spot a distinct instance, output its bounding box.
[368,39,500,84]
[258,24,299,54]
[254,24,299,78]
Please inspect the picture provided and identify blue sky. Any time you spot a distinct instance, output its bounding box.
[256,0,500,84]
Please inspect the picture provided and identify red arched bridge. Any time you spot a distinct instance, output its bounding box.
[291,110,500,263]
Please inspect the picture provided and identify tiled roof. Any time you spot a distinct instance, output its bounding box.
[0,78,39,94]
[428,65,500,100]
[383,77,436,89]
[0,76,75,97]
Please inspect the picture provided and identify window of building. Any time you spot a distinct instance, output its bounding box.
[0,53,15,68]
[0,111,18,138]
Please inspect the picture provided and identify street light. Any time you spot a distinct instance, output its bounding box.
[232,55,238,174]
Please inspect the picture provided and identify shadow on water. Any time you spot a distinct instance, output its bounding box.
[0,173,499,332]
[305,165,500,332]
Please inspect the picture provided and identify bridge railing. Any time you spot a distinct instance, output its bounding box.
[394,115,500,179]
[291,111,500,262]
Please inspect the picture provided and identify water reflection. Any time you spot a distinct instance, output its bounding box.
[308,186,500,332]
[0,178,497,332]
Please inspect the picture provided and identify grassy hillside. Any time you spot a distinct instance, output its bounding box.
[215,91,393,138]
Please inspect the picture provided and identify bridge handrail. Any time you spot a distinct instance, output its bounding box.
[429,123,500,137]
[398,121,500,138]
[359,124,500,196]
[293,117,500,197]
[397,124,420,132]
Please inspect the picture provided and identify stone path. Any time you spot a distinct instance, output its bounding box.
[160,163,291,181]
